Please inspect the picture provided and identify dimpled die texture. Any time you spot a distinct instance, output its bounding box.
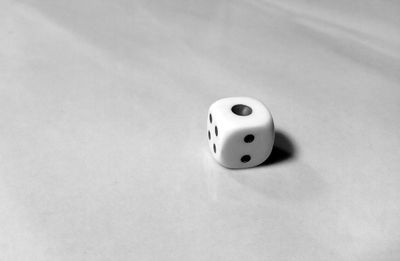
[207,97,275,169]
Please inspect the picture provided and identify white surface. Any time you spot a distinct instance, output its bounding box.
[1,0,400,260]
[207,97,274,168]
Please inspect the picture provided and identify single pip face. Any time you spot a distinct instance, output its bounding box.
[207,97,274,169]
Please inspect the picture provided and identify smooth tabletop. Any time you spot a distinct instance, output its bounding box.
[1,0,400,260]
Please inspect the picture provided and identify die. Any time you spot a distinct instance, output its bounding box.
[207,97,274,169]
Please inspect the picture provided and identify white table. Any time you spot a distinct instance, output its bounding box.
[1,0,399,260]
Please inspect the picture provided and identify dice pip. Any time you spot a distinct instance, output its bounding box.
[207,97,274,169]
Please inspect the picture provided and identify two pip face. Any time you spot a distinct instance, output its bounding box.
[207,97,275,169]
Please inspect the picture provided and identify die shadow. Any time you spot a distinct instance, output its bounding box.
[225,130,325,201]
[259,130,296,166]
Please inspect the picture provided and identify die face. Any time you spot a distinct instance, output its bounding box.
[207,107,229,163]
[210,97,273,132]
[207,97,275,169]
[221,123,274,168]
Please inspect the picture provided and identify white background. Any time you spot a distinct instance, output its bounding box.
[1,0,400,260]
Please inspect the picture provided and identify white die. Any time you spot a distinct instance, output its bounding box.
[207,97,274,169]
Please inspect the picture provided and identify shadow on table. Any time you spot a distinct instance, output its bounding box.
[259,130,296,166]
